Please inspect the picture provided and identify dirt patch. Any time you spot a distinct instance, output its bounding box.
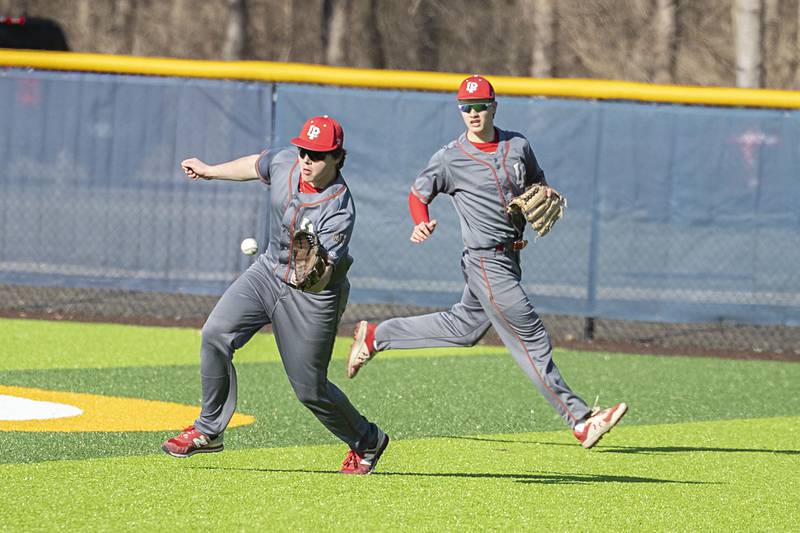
[2,284,798,362]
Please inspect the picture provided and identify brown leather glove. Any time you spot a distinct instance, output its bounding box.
[291,230,329,291]
[507,184,567,238]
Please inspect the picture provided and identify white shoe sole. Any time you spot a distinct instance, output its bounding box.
[162,443,224,458]
[347,321,369,379]
[581,402,628,449]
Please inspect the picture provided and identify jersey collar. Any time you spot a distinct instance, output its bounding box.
[459,127,507,156]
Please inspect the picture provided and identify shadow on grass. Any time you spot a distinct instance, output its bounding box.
[447,436,800,455]
[597,446,800,456]
[187,465,715,485]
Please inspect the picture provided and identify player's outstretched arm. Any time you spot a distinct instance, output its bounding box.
[410,219,437,243]
[180,154,260,182]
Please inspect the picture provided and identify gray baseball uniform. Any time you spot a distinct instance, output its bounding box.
[375,128,592,428]
[194,147,380,452]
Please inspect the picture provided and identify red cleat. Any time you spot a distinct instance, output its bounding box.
[161,426,224,458]
[574,402,628,449]
[339,430,390,475]
[347,320,377,379]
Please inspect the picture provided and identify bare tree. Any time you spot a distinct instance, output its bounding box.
[763,0,779,55]
[652,0,677,84]
[796,1,800,88]
[75,0,92,51]
[324,0,348,66]
[11,0,800,90]
[409,0,438,71]
[166,0,187,57]
[733,0,764,88]
[110,0,136,55]
[222,0,247,60]
[524,0,556,78]
[280,1,294,62]
[350,0,384,68]
[557,1,654,82]
[0,0,28,13]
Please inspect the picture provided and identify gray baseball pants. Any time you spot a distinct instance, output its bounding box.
[194,260,379,452]
[375,248,591,428]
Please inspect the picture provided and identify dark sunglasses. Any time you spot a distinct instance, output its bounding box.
[298,148,328,162]
[458,102,493,113]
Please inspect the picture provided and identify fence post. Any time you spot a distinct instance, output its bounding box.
[584,106,604,341]
[584,317,595,340]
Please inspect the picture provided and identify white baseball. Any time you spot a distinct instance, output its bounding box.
[240,237,258,256]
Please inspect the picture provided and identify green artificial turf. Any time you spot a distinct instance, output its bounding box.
[1,318,798,531]
[1,417,797,531]
[0,318,496,371]
[2,350,800,465]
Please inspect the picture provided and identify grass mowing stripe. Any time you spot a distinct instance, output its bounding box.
[1,317,505,370]
[3,319,797,530]
[5,316,800,372]
[2,352,799,464]
[1,417,797,531]
[1,317,271,370]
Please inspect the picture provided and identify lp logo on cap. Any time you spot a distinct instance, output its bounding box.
[307,125,321,140]
[466,81,479,93]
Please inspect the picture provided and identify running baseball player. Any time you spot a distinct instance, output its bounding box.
[162,116,389,475]
[348,76,627,449]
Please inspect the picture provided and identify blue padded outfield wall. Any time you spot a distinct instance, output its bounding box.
[0,70,272,294]
[1,68,799,326]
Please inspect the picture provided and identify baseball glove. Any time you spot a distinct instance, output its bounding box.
[507,184,567,238]
[291,229,329,291]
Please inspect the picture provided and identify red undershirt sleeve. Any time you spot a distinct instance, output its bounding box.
[408,191,430,225]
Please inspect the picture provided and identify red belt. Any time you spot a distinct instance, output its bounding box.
[494,239,528,252]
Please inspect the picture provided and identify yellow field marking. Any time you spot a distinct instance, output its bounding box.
[0,385,254,432]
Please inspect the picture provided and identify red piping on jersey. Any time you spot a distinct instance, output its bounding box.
[410,185,429,204]
[499,140,517,194]
[286,160,299,204]
[283,184,347,283]
[478,257,579,424]
[456,139,511,220]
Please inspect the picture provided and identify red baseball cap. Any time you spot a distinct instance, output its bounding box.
[457,75,495,101]
[291,115,344,152]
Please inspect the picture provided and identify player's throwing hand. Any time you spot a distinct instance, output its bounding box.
[410,219,437,243]
[181,158,212,180]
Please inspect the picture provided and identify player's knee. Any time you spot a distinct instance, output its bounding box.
[292,383,326,410]
[201,318,236,349]
[460,322,492,347]
[461,331,483,347]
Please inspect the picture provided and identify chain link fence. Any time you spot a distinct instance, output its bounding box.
[2,284,798,360]
[1,68,799,361]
